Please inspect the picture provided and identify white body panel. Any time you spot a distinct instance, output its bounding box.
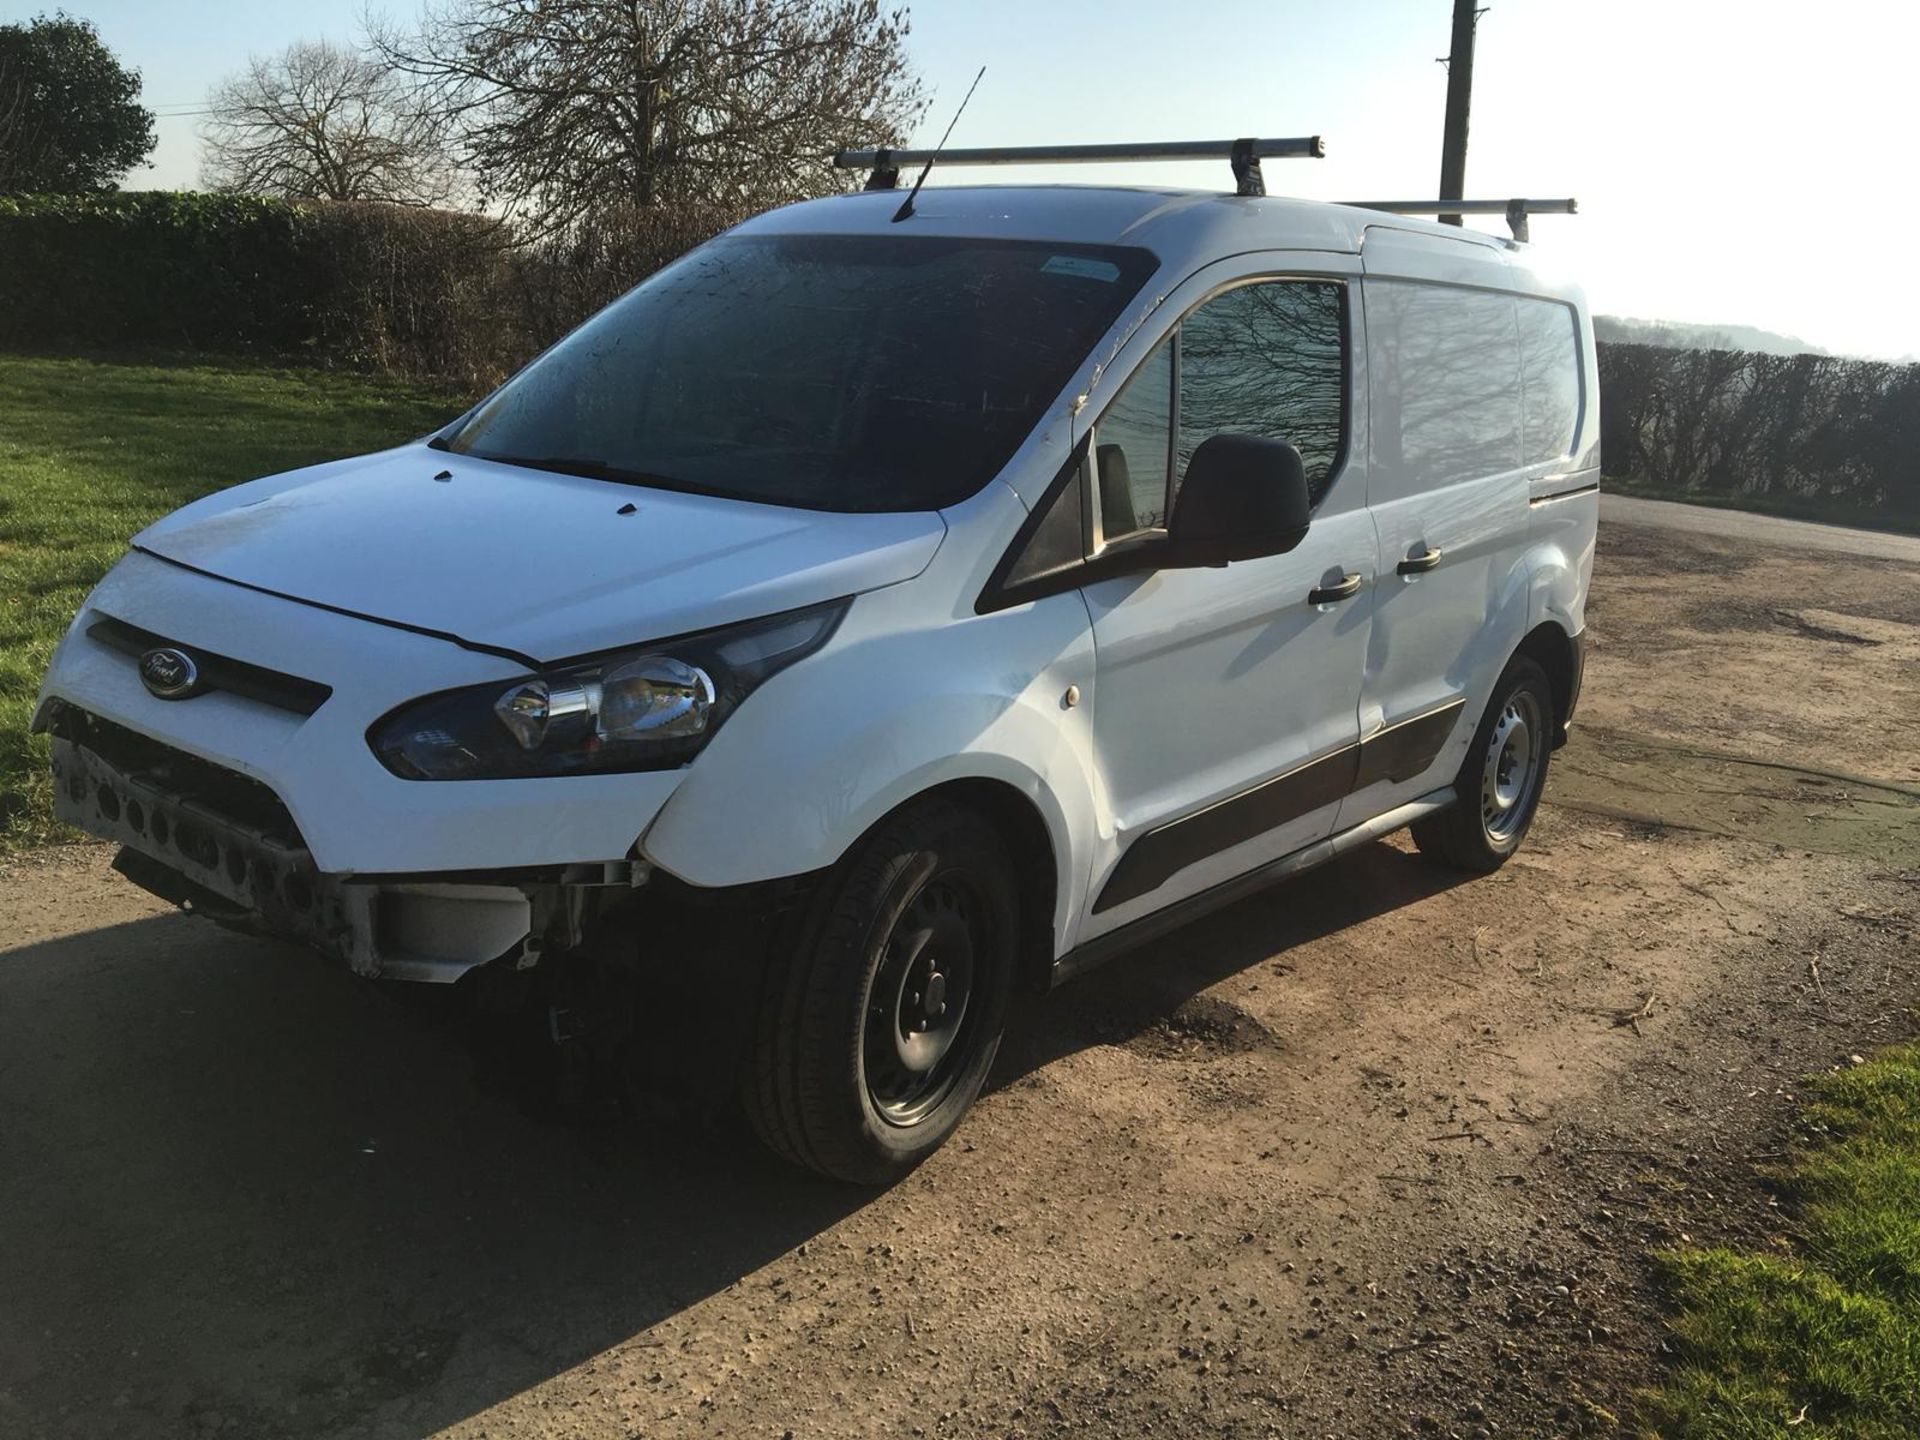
[36,185,1596,981]
[46,551,684,874]
[1337,227,1599,827]
[137,448,947,661]
[1068,251,1375,939]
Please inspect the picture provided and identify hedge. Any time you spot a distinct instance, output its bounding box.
[1600,342,1920,530]
[0,191,742,383]
[0,192,314,352]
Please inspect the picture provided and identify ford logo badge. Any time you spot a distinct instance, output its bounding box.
[139,646,200,700]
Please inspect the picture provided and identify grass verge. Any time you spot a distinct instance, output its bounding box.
[0,352,462,848]
[1643,1044,1920,1438]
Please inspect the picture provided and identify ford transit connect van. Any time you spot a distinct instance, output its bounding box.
[36,161,1595,1183]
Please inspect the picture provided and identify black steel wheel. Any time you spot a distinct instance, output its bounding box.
[745,797,1018,1185]
[863,873,989,1126]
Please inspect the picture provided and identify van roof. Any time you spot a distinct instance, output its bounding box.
[742,184,1507,259]
[737,185,1582,307]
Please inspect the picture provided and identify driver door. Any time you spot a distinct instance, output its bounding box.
[1078,265,1374,939]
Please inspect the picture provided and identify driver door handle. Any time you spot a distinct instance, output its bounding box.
[1397,546,1444,575]
[1308,572,1364,605]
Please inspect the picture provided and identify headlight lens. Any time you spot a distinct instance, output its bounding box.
[369,599,847,780]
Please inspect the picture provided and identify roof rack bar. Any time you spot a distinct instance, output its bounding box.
[834,136,1325,197]
[1342,197,1577,242]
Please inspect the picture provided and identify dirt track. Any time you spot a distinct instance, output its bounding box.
[3,518,1918,1440]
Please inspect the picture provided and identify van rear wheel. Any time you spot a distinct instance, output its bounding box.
[744,798,1016,1185]
[1412,655,1554,873]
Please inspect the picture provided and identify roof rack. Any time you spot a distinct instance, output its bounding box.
[1340,197,1578,243]
[832,136,1325,198]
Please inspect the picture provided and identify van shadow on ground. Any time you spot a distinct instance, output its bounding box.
[0,840,1463,1439]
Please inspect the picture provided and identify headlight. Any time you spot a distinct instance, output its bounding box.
[369,599,848,780]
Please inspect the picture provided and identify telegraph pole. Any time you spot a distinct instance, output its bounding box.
[1437,0,1480,226]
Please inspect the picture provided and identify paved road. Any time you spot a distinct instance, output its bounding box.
[1600,493,1920,562]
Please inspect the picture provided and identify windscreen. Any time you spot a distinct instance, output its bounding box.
[443,233,1158,512]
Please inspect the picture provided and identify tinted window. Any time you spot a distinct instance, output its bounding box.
[1367,281,1521,497]
[1003,457,1086,586]
[1518,298,1581,463]
[444,234,1157,513]
[1177,281,1347,506]
[1093,339,1174,538]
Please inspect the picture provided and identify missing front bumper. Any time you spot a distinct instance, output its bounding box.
[51,732,633,982]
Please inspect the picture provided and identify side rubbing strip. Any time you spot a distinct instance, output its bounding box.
[1528,481,1599,507]
[1092,701,1467,916]
[1094,745,1359,913]
[1352,699,1466,790]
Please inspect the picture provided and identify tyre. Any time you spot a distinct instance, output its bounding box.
[1412,655,1554,873]
[744,798,1017,1185]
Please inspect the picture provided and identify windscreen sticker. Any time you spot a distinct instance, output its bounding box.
[1041,255,1122,283]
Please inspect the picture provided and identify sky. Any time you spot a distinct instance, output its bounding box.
[42,0,1918,359]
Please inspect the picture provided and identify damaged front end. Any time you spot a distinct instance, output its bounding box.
[42,701,646,982]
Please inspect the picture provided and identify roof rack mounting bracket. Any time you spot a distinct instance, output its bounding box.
[864,147,900,191]
[1505,198,1530,243]
[1229,138,1265,197]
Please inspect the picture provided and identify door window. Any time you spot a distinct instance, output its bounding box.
[1092,339,1175,541]
[1366,280,1522,499]
[1176,281,1347,507]
[986,276,1350,605]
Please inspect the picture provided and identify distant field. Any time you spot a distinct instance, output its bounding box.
[0,353,461,847]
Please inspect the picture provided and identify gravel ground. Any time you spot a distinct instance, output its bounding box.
[2,518,1917,1440]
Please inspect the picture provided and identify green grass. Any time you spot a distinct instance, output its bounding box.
[1644,1044,1920,1439]
[0,352,464,847]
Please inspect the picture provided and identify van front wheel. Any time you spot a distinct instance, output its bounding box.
[1412,655,1554,872]
[744,798,1016,1185]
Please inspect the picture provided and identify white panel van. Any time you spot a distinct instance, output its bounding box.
[36,161,1596,1183]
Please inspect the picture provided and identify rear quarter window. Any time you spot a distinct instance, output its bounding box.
[1517,298,1582,463]
[1366,279,1522,499]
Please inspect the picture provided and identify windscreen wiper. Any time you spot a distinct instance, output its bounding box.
[474,452,691,491]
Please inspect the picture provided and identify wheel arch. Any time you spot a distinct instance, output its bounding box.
[861,776,1062,994]
[1515,620,1579,746]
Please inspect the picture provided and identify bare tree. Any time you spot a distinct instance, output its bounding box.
[201,39,457,204]
[372,0,925,232]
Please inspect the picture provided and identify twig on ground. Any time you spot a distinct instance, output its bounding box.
[1674,873,1752,935]
[1379,1336,1449,1358]
[1617,991,1658,1034]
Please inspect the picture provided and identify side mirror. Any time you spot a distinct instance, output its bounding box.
[1166,435,1312,567]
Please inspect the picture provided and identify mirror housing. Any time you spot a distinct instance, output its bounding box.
[1165,435,1312,567]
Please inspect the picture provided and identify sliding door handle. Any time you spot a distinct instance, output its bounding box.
[1396,546,1444,576]
[1308,572,1364,605]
